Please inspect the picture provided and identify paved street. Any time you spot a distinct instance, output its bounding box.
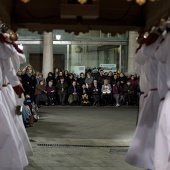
[25,106,142,170]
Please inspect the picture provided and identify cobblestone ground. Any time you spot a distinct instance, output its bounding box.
[25,106,142,170]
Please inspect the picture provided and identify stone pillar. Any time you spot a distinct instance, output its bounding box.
[128,31,138,75]
[42,32,53,78]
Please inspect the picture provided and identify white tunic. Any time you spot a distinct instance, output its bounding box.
[126,38,160,170]
[154,33,170,170]
[134,46,148,123]
[0,42,28,169]
[1,45,33,157]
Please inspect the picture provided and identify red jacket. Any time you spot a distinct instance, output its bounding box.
[112,85,123,95]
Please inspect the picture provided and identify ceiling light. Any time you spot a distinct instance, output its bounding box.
[20,0,30,3]
[56,35,61,40]
[136,0,146,5]
[78,0,87,4]
[127,0,158,5]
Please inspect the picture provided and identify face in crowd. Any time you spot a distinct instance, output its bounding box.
[60,78,64,83]
[120,73,124,77]
[100,70,104,76]
[72,81,77,86]
[93,80,97,86]
[40,81,44,85]
[80,73,85,78]
[48,81,53,87]
[82,84,86,89]
[17,69,22,76]
[104,79,109,85]
[26,66,33,74]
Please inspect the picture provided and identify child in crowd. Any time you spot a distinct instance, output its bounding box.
[101,79,112,105]
[46,81,56,106]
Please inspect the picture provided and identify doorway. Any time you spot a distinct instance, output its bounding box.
[53,54,65,71]
[29,53,65,73]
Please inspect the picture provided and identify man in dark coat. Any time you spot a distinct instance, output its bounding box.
[56,76,68,105]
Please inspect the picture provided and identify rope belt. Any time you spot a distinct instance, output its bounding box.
[150,88,158,91]
[2,83,10,87]
[144,94,148,98]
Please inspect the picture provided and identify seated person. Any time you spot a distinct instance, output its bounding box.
[80,83,90,105]
[35,80,48,106]
[112,81,124,107]
[24,94,34,126]
[68,80,80,105]
[22,105,30,127]
[46,81,56,106]
[92,80,101,106]
[124,81,134,105]
[56,76,68,105]
[101,79,112,105]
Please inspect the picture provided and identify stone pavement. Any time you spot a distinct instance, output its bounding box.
[25,106,143,170]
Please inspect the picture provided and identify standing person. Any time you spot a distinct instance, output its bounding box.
[152,31,170,170]
[96,68,105,88]
[22,65,37,102]
[73,73,78,82]
[58,71,63,80]
[56,77,68,105]
[107,71,113,85]
[67,73,75,86]
[85,72,93,102]
[53,67,60,86]
[112,73,118,85]
[63,70,70,84]
[0,31,33,169]
[112,81,123,107]
[129,75,138,104]
[119,72,126,88]
[78,72,85,87]
[85,72,93,88]
[126,34,160,170]
[46,72,55,85]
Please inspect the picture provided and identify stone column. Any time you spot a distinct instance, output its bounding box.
[42,32,53,78]
[128,31,138,75]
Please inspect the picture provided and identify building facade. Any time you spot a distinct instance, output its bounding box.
[17,29,138,77]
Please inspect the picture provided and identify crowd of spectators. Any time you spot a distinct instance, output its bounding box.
[18,65,140,113]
